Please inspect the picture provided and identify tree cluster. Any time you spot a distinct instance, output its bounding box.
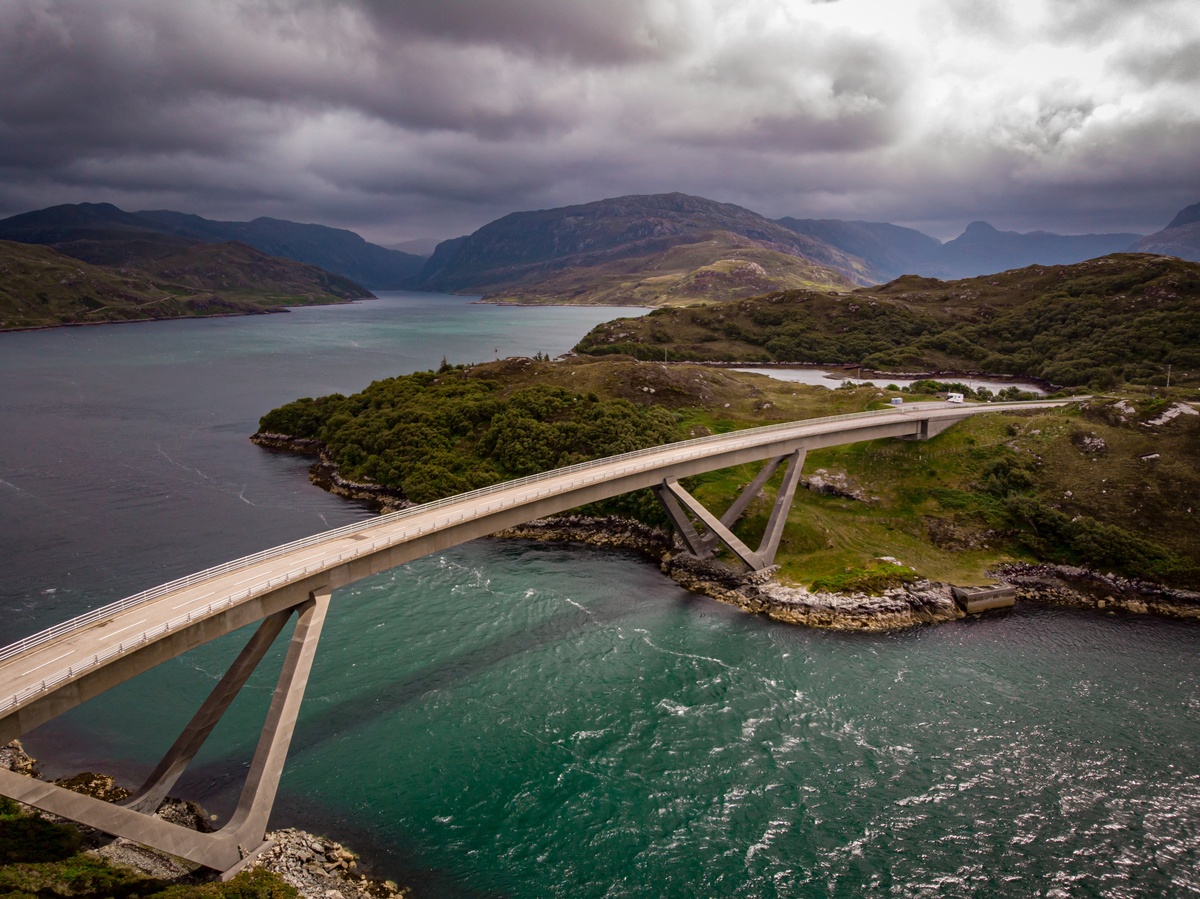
[258,370,681,512]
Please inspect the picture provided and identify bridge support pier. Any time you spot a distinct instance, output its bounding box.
[898,417,956,441]
[0,588,331,878]
[655,449,806,571]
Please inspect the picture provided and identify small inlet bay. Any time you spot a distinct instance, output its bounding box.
[0,294,1197,897]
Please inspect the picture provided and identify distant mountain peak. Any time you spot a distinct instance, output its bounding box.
[962,221,999,235]
[1166,201,1200,231]
[1131,200,1200,263]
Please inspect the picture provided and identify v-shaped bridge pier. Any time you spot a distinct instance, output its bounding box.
[655,448,806,570]
[0,590,331,875]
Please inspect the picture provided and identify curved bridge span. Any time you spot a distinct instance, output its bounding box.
[0,399,1075,873]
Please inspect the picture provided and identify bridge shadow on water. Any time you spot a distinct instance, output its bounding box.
[169,544,687,817]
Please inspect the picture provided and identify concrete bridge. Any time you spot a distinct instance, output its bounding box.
[0,398,1076,874]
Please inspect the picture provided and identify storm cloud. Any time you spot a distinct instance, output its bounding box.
[1,0,1197,243]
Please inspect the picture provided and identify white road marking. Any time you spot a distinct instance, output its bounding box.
[24,650,74,675]
[104,619,147,638]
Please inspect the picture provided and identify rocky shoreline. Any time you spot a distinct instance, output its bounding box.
[0,741,412,898]
[496,516,966,631]
[995,562,1200,620]
[511,516,1200,628]
[251,433,412,512]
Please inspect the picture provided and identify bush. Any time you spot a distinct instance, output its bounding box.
[0,807,81,864]
[810,562,919,595]
[1002,496,1190,581]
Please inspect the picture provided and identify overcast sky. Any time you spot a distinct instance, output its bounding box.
[2,0,1197,245]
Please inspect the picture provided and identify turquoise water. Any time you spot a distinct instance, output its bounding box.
[1,296,1197,897]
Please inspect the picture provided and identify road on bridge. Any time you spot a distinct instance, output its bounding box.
[0,396,1084,872]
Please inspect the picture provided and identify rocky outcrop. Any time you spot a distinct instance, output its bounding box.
[250,434,412,513]
[250,432,324,453]
[1142,402,1199,427]
[996,563,1200,619]
[253,829,411,899]
[0,739,37,776]
[51,771,132,803]
[663,552,964,631]
[801,468,875,503]
[308,460,411,513]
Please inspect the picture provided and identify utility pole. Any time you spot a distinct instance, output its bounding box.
[1167,364,1172,388]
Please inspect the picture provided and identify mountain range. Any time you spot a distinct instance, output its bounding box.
[412,194,1200,304]
[2,196,1199,313]
[775,218,1145,282]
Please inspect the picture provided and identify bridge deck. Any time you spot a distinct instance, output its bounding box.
[0,399,1076,740]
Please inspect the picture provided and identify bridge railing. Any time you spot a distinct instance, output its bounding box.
[0,400,1062,667]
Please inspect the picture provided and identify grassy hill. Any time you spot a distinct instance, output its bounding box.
[0,240,370,330]
[416,192,870,300]
[574,253,1200,388]
[484,230,852,306]
[255,357,1200,591]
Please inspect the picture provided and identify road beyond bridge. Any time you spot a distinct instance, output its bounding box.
[0,398,1078,874]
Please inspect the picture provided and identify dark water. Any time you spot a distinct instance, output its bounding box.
[1,295,1197,897]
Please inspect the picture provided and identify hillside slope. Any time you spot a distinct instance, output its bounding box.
[574,253,1200,388]
[138,210,425,288]
[416,193,869,300]
[0,239,369,330]
[774,218,942,282]
[0,202,420,288]
[483,230,852,305]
